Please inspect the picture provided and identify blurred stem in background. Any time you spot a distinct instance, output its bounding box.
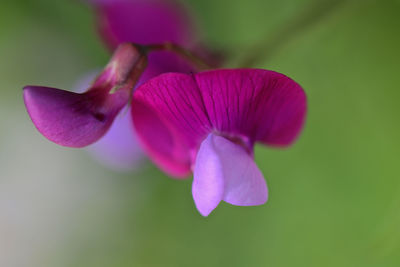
[239,0,348,67]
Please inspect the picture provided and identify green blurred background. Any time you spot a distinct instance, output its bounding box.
[1,0,400,266]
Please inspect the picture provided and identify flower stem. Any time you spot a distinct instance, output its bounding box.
[238,0,348,67]
[145,42,213,71]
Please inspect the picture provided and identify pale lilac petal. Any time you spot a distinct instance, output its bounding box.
[211,135,268,206]
[192,133,268,216]
[93,0,194,50]
[87,111,144,171]
[192,134,224,216]
[194,69,307,147]
[24,43,145,148]
[131,73,211,177]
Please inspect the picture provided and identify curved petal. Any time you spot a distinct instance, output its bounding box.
[194,69,307,146]
[93,0,194,50]
[192,133,268,216]
[23,86,125,147]
[132,69,306,177]
[23,43,146,148]
[131,73,211,177]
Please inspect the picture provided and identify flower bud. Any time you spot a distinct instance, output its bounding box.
[23,43,147,148]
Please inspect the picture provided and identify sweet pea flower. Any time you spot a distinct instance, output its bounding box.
[83,0,210,170]
[24,43,147,147]
[131,69,307,216]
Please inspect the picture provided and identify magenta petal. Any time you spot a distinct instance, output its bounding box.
[94,0,194,50]
[132,69,306,177]
[23,86,128,148]
[144,50,197,77]
[131,73,211,177]
[192,134,224,216]
[192,133,268,216]
[24,43,146,148]
[87,111,144,170]
[92,0,215,76]
[194,69,307,147]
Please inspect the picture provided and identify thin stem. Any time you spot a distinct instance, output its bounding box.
[238,0,347,67]
[145,42,213,71]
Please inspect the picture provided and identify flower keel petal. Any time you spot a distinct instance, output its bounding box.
[192,134,224,216]
[192,133,268,216]
[211,136,268,206]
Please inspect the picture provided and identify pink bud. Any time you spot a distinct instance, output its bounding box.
[23,43,147,148]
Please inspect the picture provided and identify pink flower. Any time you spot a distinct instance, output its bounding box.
[131,69,307,216]
[22,1,306,217]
